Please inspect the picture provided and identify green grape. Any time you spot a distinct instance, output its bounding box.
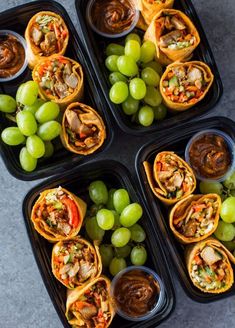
[37,121,61,141]
[24,99,45,115]
[223,171,235,189]
[122,95,139,115]
[17,81,39,106]
[26,135,45,158]
[97,209,115,230]
[130,245,147,265]
[109,72,127,85]
[143,60,163,75]
[111,227,131,247]
[113,189,130,214]
[16,83,25,104]
[220,197,235,223]
[109,257,126,276]
[199,181,223,195]
[43,141,54,158]
[109,81,128,104]
[141,67,160,86]
[120,203,143,227]
[125,33,141,45]
[105,55,119,72]
[16,111,37,136]
[221,240,235,251]
[138,105,154,127]
[129,223,146,242]
[129,78,147,100]
[111,210,121,230]
[35,101,60,123]
[0,95,17,113]
[89,180,108,205]
[85,217,105,241]
[19,147,37,172]
[153,104,167,120]
[144,86,162,107]
[107,189,117,210]
[124,40,141,62]
[1,127,25,146]
[214,221,235,241]
[115,245,131,258]
[99,244,114,267]
[140,41,156,63]
[106,43,124,56]
[117,55,138,77]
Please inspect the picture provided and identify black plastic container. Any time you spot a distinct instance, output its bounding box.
[135,117,235,303]
[0,1,113,180]
[75,0,223,135]
[22,159,175,328]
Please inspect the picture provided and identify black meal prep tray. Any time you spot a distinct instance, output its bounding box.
[135,116,235,303]
[74,0,223,136]
[23,159,175,328]
[0,0,114,181]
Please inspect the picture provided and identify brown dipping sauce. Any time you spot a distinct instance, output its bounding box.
[91,0,136,34]
[113,269,160,317]
[0,34,25,78]
[189,133,231,179]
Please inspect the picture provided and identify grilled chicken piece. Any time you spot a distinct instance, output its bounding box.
[184,220,197,237]
[173,66,186,79]
[171,16,186,30]
[165,16,174,30]
[59,264,72,275]
[41,32,57,54]
[63,62,72,75]
[57,222,71,235]
[32,27,43,45]
[54,82,68,98]
[66,110,81,133]
[68,262,80,278]
[77,302,97,320]
[159,30,182,47]
[201,246,222,266]
[79,261,95,281]
[64,73,78,89]
[158,170,173,181]
[172,172,184,188]
[187,67,202,83]
[84,137,97,148]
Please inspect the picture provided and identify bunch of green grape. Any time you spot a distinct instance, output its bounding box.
[0,81,62,172]
[85,180,148,276]
[199,172,235,256]
[105,33,167,127]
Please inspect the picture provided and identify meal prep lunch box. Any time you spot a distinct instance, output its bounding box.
[135,116,235,303]
[0,0,114,180]
[23,160,175,328]
[74,0,223,136]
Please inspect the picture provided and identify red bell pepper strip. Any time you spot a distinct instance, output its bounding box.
[62,197,79,228]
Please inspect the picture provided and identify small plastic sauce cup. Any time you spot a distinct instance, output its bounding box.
[0,30,28,82]
[185,129,235,182]
[86,0,139,38]
[110,266,165,321]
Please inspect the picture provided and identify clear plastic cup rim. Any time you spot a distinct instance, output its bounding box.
[0,30,28,82]
[86,0,139,38]
[110,266,165,322]
[185,129,235,182]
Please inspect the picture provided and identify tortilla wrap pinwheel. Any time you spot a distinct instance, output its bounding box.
[52,237,102,289]
[32,55,84,109]
[144,9,200,65]
[143,151,196,205]
[25,11,69,69]
[66,276,115,328]
[186,238,235,294]
[31,187,86,242]
[160,61,214,111]
[169,194,221,244]
[61,102,106,155]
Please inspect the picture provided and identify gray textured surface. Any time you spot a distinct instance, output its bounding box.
[0,0,235,327]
